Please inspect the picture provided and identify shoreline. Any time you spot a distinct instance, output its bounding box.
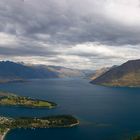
[0,129,10,140]
[0,122,79,140]
[0,121,79,140]
[0,118,79,140]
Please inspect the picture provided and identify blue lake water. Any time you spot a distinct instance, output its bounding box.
[0,78,140,140]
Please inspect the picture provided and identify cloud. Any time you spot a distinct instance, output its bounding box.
[104,0,140,26]
[0,33,18,47]
[0,0,140,69]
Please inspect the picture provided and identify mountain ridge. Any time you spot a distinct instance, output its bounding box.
[0,61,85,81]
[91,59,140,87]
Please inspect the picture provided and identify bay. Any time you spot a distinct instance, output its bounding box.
[0,78,140,140]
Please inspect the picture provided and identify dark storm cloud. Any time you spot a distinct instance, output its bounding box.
[0,45,58,56]
[0,0,140,46]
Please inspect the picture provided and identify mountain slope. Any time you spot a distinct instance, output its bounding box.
[0,61,85,81]
[91,59,140,87]
[0,61,58,79]
[89,67,111,80]
[47,66,85,78]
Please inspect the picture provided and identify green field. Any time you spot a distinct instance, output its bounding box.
[0,92,57,109]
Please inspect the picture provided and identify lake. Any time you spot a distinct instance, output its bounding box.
[0,78,140,140]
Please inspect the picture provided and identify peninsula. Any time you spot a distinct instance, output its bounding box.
[0,92,79,140]
[0,92,57,109]
[0,115,79,140]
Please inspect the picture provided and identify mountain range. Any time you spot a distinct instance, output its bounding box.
[0,59,140,87]
[91,59,140,87]
[0,61,85,82]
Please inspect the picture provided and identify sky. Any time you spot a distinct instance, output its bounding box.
[0,0,140,69]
